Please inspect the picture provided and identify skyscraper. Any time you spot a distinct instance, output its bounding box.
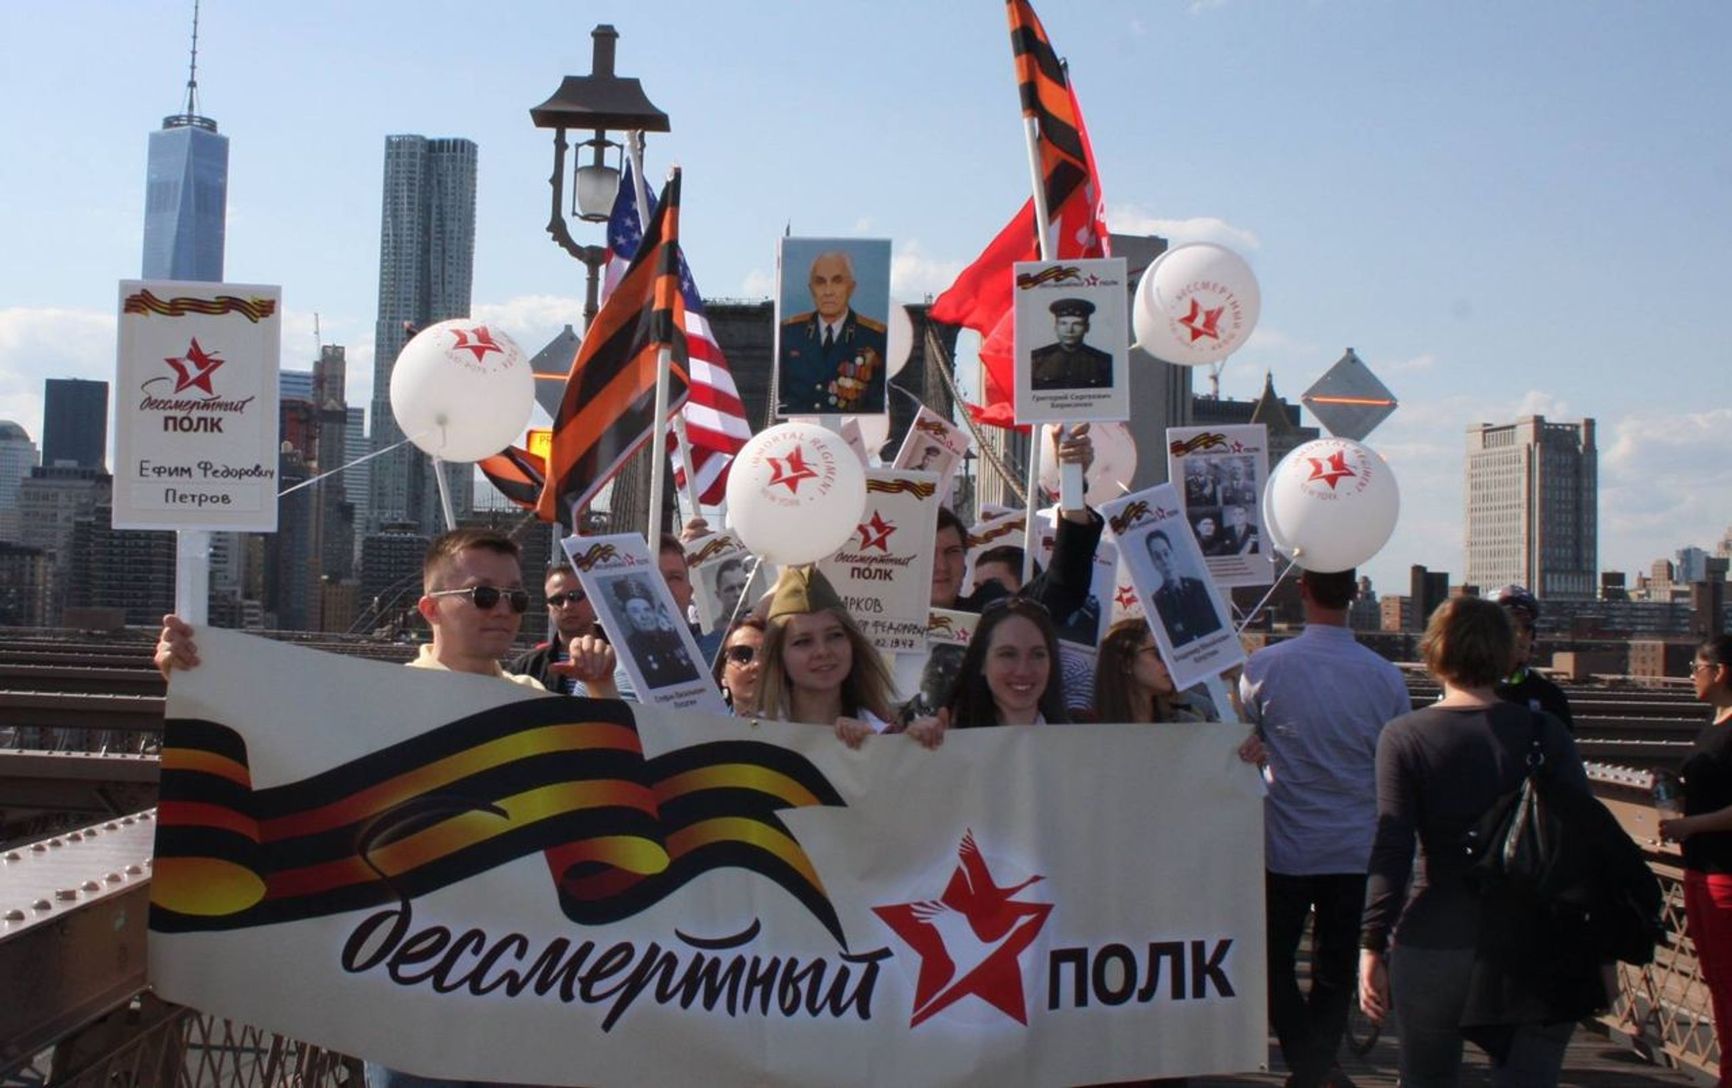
[367,135,479,535]
[42,379,108,469]
[1465,416,1598,600]
[0,420,39,543]
[141,5,227,282]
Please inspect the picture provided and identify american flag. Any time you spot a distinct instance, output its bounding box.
[602,162,750,506]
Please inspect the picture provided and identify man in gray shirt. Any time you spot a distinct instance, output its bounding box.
[1238,569,1410,1088]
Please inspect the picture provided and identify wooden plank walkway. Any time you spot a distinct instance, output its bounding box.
[1187,1025,1709,1086]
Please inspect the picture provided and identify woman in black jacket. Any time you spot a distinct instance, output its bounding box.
[1358,596,1592,1087]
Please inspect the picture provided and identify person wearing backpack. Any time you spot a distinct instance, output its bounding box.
[1660,635,1732,1088]
[1356,597,1592,1087]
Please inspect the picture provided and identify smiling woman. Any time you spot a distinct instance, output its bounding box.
[755,566,898,745]
[945,598,1070,727]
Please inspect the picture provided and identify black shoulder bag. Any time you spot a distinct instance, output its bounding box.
[1464,710,1663,966]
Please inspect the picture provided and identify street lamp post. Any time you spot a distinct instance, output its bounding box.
[530,24,670,331]
[530,25,673,542]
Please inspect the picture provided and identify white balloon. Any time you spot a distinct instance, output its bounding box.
[1132,243,1262,367]
[886,303,913,378]
[1261,452,1293,554]
[724,422,868,566]
[1038,421,1139,500]
[390,319,535,462]
[1266,438,1400,572]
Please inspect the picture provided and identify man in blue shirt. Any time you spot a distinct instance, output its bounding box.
[1239,569,1411,1088]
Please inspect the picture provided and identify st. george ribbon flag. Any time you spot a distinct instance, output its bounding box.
[928,0,1112,429]
[148,630,1268,1087]
[603,160,751,506]
[536,170,691,525]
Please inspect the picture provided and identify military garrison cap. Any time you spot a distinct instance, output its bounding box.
[767,565,846,621]
[1049,298,1096,318]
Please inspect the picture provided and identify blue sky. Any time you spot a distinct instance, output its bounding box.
[3,1,1728,593]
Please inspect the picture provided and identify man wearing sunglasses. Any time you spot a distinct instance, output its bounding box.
[157,530,615,699]
[510,565,600,694]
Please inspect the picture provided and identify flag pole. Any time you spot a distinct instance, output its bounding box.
[629,136,675,546]
[1019,115,1056,584]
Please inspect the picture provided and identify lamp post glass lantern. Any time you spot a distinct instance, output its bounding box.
[530,23,670,327]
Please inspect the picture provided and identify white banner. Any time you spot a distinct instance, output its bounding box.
[113,280,281,530]
[815,470,940,654]
[150,631,1267,1087]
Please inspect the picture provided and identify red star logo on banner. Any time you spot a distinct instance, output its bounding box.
[767,446,820,495]
[449,325,503,363]
[1115,585,1139,610]
[1178,298,1225,343]
[164,338,224,395]
[873,831,1052,1028]
[856,511,896,552]
[1305,450,1357,490]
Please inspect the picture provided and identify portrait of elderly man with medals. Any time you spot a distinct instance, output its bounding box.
[775,239,892,416]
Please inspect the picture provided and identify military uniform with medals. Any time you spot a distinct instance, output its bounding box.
[777,308,887,415]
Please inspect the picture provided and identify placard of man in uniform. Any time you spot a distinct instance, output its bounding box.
[777,249,887,416]
[608,575,700,690]
[1145,528,1223,648]
[1030,298,1113,391]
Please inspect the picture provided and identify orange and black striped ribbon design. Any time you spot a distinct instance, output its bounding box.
[865,478,937,499]
[123,289,278,323]
[477,445,546,512]
[151,696,847,943]
[1007,0,1089,224]
[537,169,693,525]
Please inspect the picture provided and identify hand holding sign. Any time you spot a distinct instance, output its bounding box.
[390,319,534,462]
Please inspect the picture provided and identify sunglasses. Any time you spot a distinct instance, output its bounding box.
[429,585,531,614]
[547,590,588,608]
[725,645,758,666]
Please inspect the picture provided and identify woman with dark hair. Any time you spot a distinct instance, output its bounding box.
[712,617,766,715]
[945,598,1070,727]
[1091,618,1217,724]
[1358,596,1592,1086]
[758,566,944,750]
[1659,634,1732,1087]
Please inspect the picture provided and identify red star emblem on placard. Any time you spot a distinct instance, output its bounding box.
[1178,298,1225,343]
[163,338,224,395]
[767,445,820,494]
[1115,585,1139,610]
[1305,450,1357,490]
[449,325,503,363]
[857,511,896,552]
[873,831,1052,1028]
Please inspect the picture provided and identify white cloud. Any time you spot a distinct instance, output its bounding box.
[1108,205,1261,251]
[852,217,874,234]
[1599,409,1732,570]
[1512,389,1571,420]
[890,242,965,303]
[0,306,116,440]
[1188,0,1229,11]
[739,269,775,299]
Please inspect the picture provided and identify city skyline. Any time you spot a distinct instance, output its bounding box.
[2,2,1727,592]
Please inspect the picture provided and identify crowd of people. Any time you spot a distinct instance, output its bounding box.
[151,439,1725,1088]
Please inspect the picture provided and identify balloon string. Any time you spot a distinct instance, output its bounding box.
[1234,552,1301,637]
[275,433,424,498]
[705,553,764,674]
